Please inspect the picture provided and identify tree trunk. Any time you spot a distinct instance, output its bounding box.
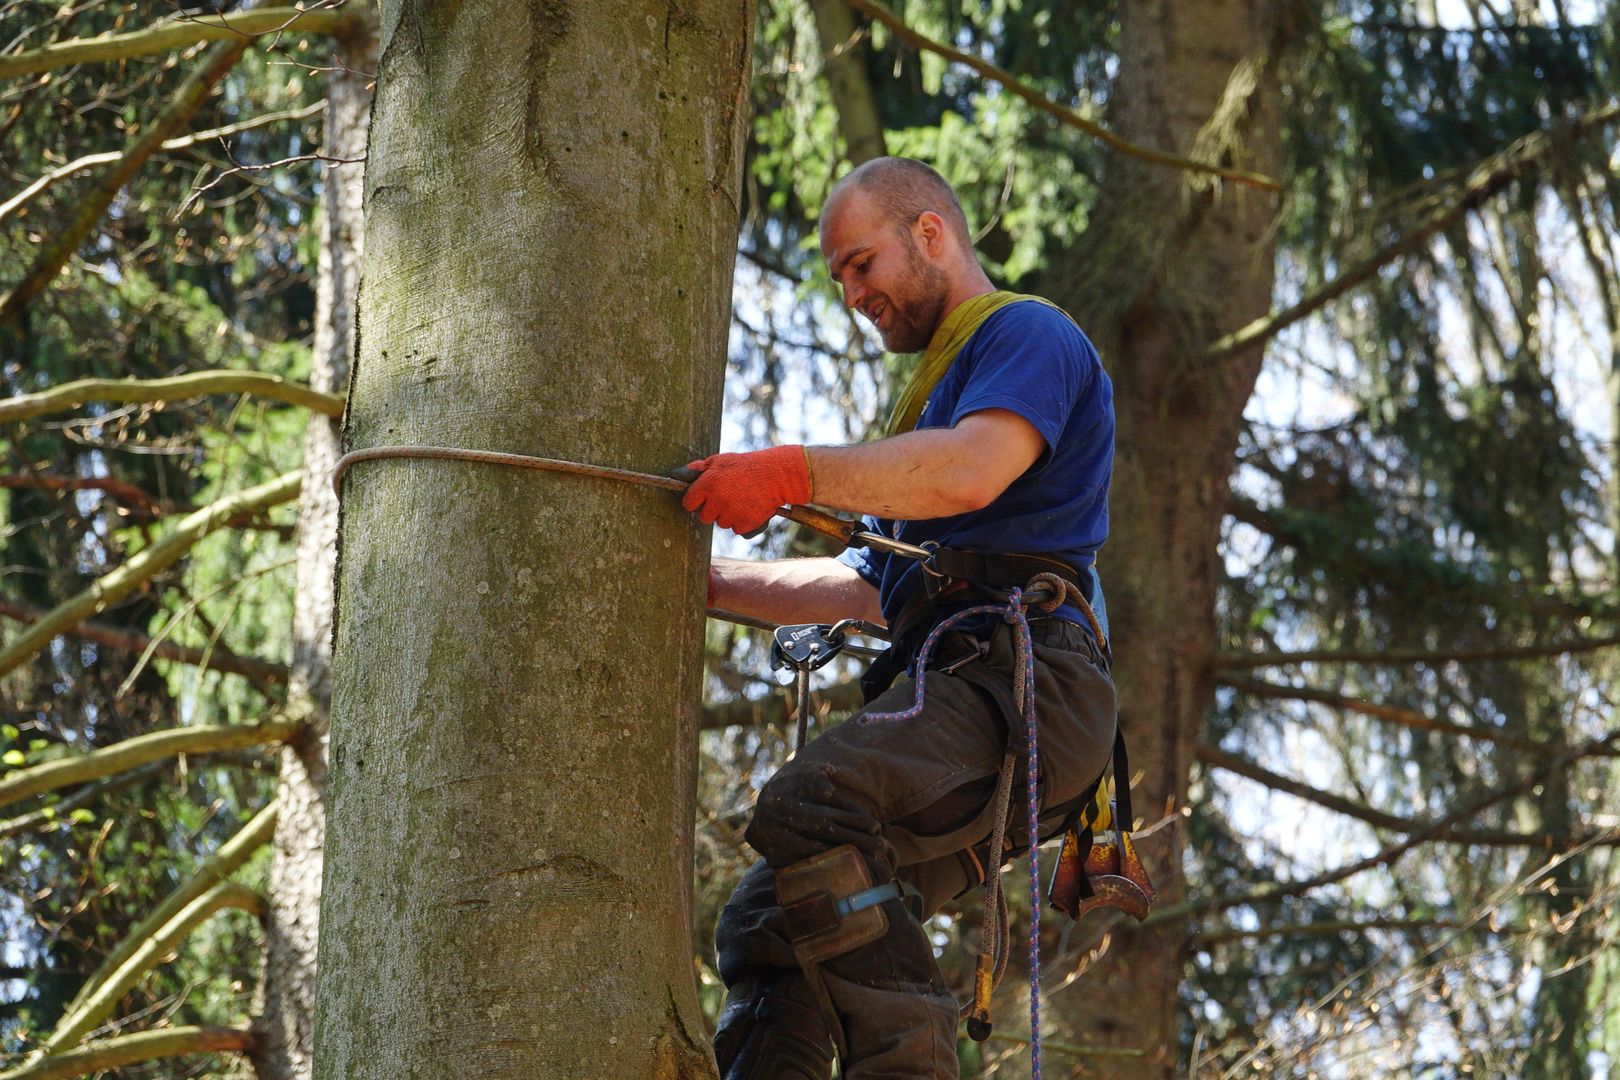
[805,0,885,166]
[250,10,377,1080]
[1039,0,1285,1072]
[311,2,752,1077]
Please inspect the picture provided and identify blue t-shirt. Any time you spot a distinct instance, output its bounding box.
[839,299,1114,648]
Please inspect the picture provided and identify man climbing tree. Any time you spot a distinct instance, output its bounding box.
[685,157,1124,1079]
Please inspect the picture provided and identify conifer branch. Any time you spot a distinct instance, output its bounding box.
[0,34,253,327]
[0,1025,254,1080]
[41,884,263,1055]
[60,802,278,1020]
[0,6,357,79]
[1204,102,1620,361]
[1212,634,1620,669]
[0,718,302,810]
[842,0,1281,192]
[1217,676,1560,755]
[0,371,344,423]
[1196,743,1574,846]
[1147,729,1620,927]
[0,471,301,680]
[0,102,326,227]
[1193,917,1465,946]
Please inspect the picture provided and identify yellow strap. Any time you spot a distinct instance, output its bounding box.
[882,291,1071,438]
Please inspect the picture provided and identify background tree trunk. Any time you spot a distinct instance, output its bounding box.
[1041,0,1284,1072]
[251,10,377,1080]
[312,2,752,1077]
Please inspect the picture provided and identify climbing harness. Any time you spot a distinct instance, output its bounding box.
[858,571,1154,1077]
[331,444,1155,1075]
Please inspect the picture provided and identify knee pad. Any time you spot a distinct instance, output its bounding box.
[747,766,885,867]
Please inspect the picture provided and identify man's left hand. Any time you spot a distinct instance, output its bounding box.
[682,445,812,534]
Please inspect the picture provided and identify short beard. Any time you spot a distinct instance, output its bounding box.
[880,244,950,353]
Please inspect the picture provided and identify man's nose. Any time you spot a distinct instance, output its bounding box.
[842,280,866,312]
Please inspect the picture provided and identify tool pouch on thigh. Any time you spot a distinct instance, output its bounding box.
[775,845,898,1059]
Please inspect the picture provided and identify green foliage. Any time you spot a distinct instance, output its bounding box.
[0,0,326,1063]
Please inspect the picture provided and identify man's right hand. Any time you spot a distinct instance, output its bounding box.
[682,445,813,535]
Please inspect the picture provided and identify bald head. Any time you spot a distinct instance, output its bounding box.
[825,157,975,249]
[819,157,993,351]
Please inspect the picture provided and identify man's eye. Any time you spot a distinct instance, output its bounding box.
[856,260,872,273]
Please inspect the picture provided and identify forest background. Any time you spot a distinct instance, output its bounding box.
[1,0,1619,1077]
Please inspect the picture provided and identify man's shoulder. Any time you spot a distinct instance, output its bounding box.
[971,297,1098,364]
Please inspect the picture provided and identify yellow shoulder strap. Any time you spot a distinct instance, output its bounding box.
[882,292,1071,438]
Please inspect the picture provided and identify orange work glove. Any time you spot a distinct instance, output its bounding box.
[682,445,812,534]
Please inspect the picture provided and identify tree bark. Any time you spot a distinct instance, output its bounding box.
[250,10,378,1080]
[312,2,751,1077]
[1036,0,1285,1072]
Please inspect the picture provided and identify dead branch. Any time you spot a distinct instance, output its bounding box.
[1196,743,1575,846]
[1212,633,1620,669]
[1218,676,1560,756]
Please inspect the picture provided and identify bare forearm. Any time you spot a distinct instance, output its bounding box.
[804,410,1043,520]
[710,555,883,627]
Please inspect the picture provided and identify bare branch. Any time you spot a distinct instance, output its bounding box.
[0,1025,253,1080]
[41,883,263,1055]
[1204,102,1620,361]
[842,0,1281,191]
[0,472,302,680]
[0,33,253,327]
[176,150,363,218]
[0,101,326,227]
[0,717,302,810]
[60,801,278,1021]
[0,370,344,424]
[1213,633,1620,669]
[0,6,358,79]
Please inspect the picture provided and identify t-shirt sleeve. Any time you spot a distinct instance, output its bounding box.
[948,303,1092,451]
[837,515,884,587]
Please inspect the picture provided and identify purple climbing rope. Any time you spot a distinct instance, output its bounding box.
[861,587,1045,1079]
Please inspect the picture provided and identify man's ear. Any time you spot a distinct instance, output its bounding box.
[914,210,947,256]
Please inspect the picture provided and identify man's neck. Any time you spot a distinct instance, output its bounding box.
[937,269,998,323]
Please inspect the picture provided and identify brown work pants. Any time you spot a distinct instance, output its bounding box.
[714,616,1117,1079]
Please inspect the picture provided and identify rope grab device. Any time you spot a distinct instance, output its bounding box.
[332,444,1156,1076]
